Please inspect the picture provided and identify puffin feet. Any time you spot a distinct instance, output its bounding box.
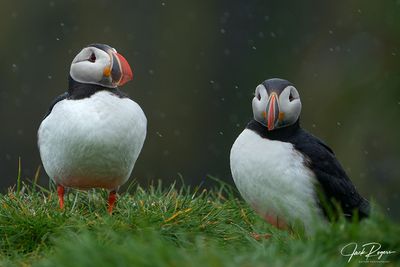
[263,214,288,230]
[248,209,291,240]
[250,232,272,240]
[250,215,289,240]
[56,184,117,214]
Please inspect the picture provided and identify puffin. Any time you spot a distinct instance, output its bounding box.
[230,78,369,233]
[38,44,147,214]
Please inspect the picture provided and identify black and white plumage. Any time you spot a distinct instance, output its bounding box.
[38,44,146,213]
[230,78,369,232]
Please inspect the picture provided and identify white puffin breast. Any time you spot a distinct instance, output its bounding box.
[38,91,147,190]
[230,129,323,232]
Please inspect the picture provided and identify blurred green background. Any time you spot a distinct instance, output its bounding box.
[0,1,399,220]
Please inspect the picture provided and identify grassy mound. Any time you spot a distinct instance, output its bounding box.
[0,179,398,267]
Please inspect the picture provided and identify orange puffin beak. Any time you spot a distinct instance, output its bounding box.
[115,52,133,86]
[266,93,280,131]
[107,51,133,87]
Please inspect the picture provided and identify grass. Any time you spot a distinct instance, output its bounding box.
[0,177,399,267]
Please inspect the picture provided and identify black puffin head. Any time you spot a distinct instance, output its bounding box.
[252,78,302,131]
[69,43,133,89]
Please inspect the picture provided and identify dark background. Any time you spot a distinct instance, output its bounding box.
[0,1,399,220]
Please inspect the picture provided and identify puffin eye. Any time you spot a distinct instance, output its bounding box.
[257,92,261,100]
[88,52,96,63]
[289,91,294,102]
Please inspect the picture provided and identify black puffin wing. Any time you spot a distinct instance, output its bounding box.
[292,130,370,219]
[43,92,69,119]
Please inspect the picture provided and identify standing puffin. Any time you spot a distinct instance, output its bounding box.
[38,44,146,214]
[230,78,369,232]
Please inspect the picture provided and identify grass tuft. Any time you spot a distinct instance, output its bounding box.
[0,178,399,267]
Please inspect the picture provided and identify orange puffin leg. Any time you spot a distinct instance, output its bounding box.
[248,204,291,240]
[251,215,289,240]
[57,185,65,210]
[107,190,117,214]
[264,214,288,230]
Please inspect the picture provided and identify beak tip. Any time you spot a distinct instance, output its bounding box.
[119,68,133,86]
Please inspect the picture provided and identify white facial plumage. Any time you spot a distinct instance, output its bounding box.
[70,46,115,88]
[252,84,302,129]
